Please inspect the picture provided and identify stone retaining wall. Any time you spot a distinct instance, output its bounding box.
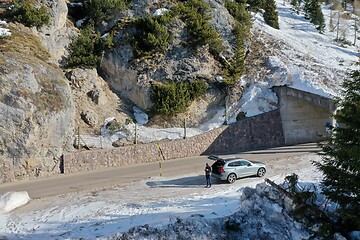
[0,110,284,182]
[64,110,284,173]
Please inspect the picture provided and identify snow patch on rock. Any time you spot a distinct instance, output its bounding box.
[0,192,30,213]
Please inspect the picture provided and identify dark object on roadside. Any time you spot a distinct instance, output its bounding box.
[207,155,220,160]
[205,163,212,188]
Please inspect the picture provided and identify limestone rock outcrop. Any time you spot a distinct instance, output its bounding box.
[0,0,77,181]
[36,0,78,63]
[65,68,128,133]
[101,0,236,113]
[0,26,75,180]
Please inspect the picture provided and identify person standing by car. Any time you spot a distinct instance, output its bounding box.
[205,163,212,188]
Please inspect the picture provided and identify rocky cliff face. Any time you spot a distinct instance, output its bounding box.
[101,0,237,116]
[0,22,75,179]
[0,0,78,180]
[0,0,134,181]
[0,0,245,181]
[65,68,129,134]
[36,0,77,63]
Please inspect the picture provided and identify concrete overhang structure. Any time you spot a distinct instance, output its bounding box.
[272,86,336,145]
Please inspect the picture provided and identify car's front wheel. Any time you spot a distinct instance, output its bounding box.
[257,168,266,177]
[227,173,237,183]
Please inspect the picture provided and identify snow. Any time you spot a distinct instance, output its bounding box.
[238,81,278,117]
[1,1,359,239]
[133,106,148,125]
[82,108,225,148]
[0,154,349,239]
[101,33,109,39]
[0,192,30,213]
[241,0,359,116]
[349,231,360,240]
[68,2,83,7]
[215,75,225,82]
[129,108,225,143]
[76,18,86,28]
[0,20,11,38]
[153,8,169,17]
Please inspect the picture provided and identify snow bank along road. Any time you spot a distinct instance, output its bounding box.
[0,143,319,199]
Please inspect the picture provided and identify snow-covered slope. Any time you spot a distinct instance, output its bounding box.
[238,0,359,117]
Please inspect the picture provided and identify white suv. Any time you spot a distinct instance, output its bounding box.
[210,157,266,183]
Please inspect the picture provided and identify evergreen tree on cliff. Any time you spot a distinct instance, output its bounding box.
[263,0,279,29]
[304,0,325,33]
[315,70,360,232]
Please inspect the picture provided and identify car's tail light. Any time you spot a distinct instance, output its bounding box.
[220,166,225,173]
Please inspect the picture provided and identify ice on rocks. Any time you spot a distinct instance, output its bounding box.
[133,106,148,125]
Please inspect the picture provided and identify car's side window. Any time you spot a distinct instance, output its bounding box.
[239,161,249,166]
[229,161,242,167]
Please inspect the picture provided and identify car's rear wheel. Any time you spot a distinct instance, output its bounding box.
[227,173,237,183]
[257,168,266,177]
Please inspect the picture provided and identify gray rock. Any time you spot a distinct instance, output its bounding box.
[35,0,78,63]
[112,138,133,147]
[87,90,100,104]
[80,110,98,126]
[0,0,242,181]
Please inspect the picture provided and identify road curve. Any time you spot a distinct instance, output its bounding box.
[0,143,320,199]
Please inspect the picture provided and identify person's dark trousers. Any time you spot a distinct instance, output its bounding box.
[206,176,211,187]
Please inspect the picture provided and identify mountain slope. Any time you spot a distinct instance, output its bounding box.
[238,0,359,117]
[0,0,359,180]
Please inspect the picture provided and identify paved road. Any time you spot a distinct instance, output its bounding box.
[0,143,320,199]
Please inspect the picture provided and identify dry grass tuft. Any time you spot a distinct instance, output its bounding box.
[0,23,50,61]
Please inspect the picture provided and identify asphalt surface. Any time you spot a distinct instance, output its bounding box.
[0,143,320,199]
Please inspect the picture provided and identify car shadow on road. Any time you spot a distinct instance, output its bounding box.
[146,175,210,188]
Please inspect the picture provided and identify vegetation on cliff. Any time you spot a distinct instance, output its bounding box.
[66,23,114,68]
[5,0,50,29]
[130,13,175,58]
[150,80,208,116]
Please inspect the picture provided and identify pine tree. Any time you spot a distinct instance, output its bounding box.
[290,0,300,13]
[303,0,325,33]
[303,0,312,19]
[329,10,334,32]
[309,0,325,33]
[82,0,129,25]
[263,0,280,29]
[247,0,265,12]
[66,24,101,68]
[314,70,360,232]
[6,1,50,29]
